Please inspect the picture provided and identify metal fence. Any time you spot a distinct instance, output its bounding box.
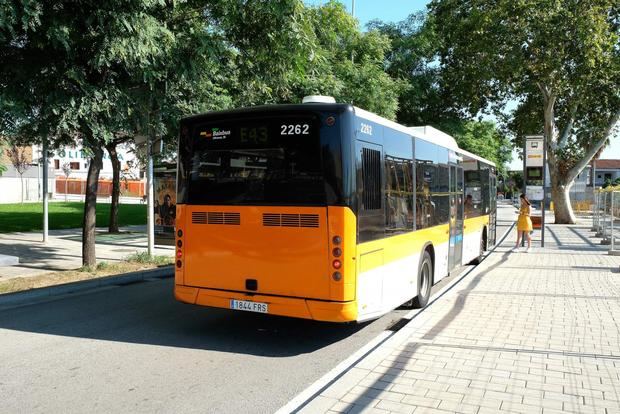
[592,188,620,255]
[55,178,145,197]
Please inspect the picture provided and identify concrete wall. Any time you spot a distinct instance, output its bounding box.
[0,176,55,203]
[0,164,55,203]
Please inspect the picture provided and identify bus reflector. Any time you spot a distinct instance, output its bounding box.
[332,272,342,281]
[177,251,182,258]
[332,247,342,257]
[332,236,341,245]
[332,259,342,269]
[176,260,182,268]
[177,229,183,237]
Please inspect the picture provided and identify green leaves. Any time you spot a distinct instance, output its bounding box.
[429,0,619,176]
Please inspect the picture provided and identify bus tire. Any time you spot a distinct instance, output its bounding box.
[412,250,433,309]
[472,229,487,265]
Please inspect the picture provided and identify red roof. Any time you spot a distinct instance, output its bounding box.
[591,159,620,169]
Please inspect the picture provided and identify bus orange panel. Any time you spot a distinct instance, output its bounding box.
[183,205,332,300]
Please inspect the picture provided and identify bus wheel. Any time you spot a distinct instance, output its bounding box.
[472,231,487,265]
[412,250,433,309]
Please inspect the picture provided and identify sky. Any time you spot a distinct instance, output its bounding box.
[305,0,429,26]
[304,0,620,168]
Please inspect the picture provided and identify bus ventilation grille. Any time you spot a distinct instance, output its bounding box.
[263,213,319,228]
[191,212,240,225]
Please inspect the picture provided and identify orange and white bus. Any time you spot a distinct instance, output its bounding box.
[174,97,496,322]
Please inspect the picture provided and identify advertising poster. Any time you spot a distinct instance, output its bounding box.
[154,165,176,245]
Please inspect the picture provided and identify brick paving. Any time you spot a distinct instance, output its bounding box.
[299,220,620,414]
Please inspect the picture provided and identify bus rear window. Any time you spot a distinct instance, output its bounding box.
[182,116,325,205]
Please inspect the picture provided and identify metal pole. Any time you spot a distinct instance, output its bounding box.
[602,193,608,238]
[592,191,596,230]
[541,133,547,248]
[147,134,155,256]
[42,138,49,243]
[595,192,599,230]
[522,140,526,247]
[611,191,615,251]
[37,149,41,201]
[350,0,356,64]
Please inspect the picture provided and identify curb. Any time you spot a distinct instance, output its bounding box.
[0,265,174,308]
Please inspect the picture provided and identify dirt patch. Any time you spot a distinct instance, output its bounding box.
[0,260,173,295]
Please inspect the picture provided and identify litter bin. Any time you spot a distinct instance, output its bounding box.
[531,215,542,229]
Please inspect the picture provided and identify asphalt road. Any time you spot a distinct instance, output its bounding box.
[0,204,515,414]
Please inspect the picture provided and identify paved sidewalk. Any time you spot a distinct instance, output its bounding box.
[0,226,173,280]
[297,220,620,414]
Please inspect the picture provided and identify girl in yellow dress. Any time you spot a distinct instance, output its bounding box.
[515,193,532,252]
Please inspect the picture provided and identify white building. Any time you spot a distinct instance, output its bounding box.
[42,142,142,181]
[1,142,143,203]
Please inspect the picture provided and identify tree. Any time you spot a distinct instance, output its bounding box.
[1,1,229,266]
[6,144,31,203]
[0,137,7,175]
[439,120,512,175]
[208,0,401,118]
[429,0,620,223]
[104,139,126,233]
[369,12,512,171]
[368,12,451,125]
[300,1,401,118]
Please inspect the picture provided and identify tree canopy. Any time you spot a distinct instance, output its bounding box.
[429,0,620,223]
[1,0,538,264]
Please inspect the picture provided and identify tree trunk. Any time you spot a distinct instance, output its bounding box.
[82,145,104,267]
[65,178,68,202]
[550,179,576,224]
[106,142,121,233]
[539,87,578,225]
[19,174,24,203]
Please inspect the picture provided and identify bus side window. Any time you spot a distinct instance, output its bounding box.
[358,143,385,243]
[361,148,382,211]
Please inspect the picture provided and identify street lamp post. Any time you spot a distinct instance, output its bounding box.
[42,137,49,243]
[541,133,547,247]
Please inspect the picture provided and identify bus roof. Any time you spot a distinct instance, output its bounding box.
[353,106,496,168]
[181,103,496,168]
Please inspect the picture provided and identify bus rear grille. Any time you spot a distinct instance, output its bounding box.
[263,213,319,228]
[191,212,240,225]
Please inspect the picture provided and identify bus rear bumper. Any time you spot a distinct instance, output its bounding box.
[175,285,357,323]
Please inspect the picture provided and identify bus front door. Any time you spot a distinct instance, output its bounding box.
[448,165,464,272]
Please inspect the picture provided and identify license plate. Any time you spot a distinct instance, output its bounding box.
[230,299,268,314]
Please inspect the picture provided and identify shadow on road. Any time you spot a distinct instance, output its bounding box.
[0,278,368,357]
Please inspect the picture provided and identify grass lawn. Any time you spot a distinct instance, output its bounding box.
[0,202,146,233]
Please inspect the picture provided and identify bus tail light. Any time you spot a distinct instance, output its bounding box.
[331,234,343,281]
[176,228,183,268]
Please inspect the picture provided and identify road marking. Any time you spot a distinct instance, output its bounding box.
[276,221,515,414]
